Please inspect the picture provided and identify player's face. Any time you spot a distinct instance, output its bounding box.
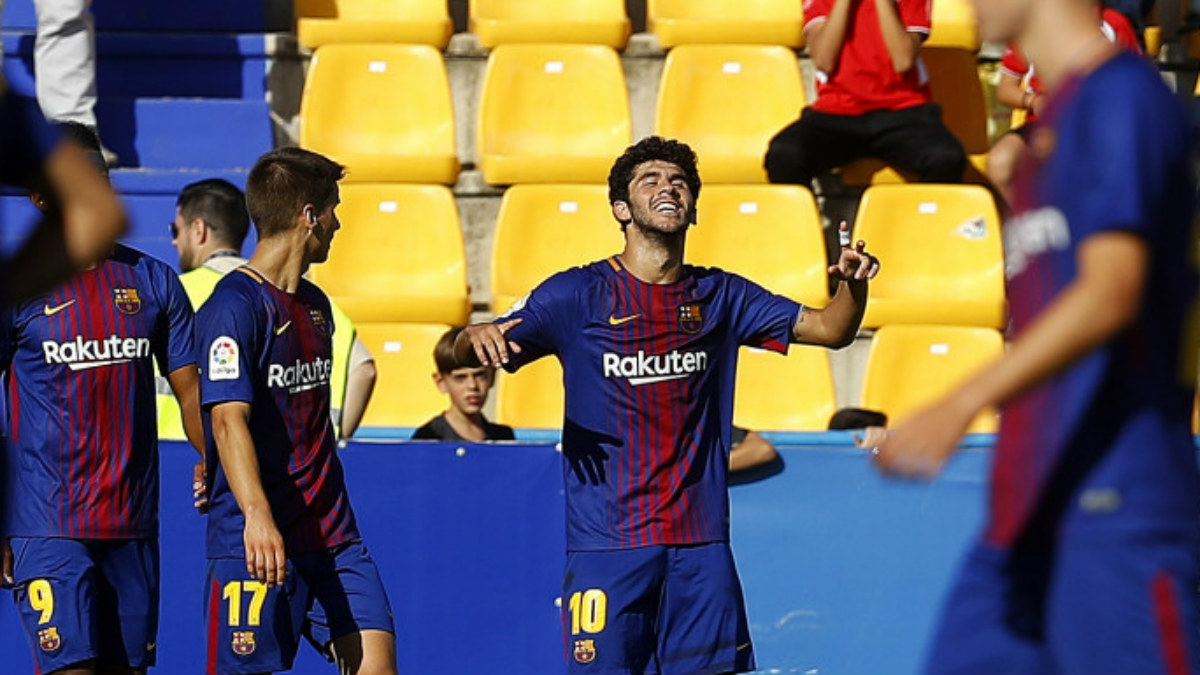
[307,195,341,264]
[970,0,1036,43]
[172,207,201,272]
[622,160,696,235]
[436,366,495,415]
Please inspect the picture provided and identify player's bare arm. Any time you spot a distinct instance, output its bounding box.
[873,0,924,73]
[808,0,856,74]
[210,401,287,586]
[792,222,879,348]
[5,141,126,303]
[167,365,208,512]
[875,231,1148,479]
[454,318,524,368]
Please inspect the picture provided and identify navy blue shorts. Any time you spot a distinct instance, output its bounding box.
[563,543,754,675]
[9,536,159,673]
[204,540,394,675]
[925,535,1200,675]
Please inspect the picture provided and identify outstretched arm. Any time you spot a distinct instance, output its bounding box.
[808,0,857,74]
[874,232,1149,478]
[873,0,924,73]
[793,222,880,348]
[211,401,287,586]
[454,318,524,368]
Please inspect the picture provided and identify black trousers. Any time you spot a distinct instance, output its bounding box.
[764,103,967,186]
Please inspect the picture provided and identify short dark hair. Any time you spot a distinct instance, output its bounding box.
[245,147,344,239]
[177,178,250,249]
[607,136,701,207]
[828,408,889,430]
[434,327,464,374]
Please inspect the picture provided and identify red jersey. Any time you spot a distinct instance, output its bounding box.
[1000,8,1142,122]
[804,0,932,115]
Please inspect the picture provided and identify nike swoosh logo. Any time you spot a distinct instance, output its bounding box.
[146,642,156,651]
[737,642,751,651]
[608,314,640,326]
[275,321,292,336]
[43,299,76,316]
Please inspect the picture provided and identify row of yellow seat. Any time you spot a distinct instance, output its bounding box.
[356,322,1003,433]
[300,43,989,186]
[309,183,1006,331]
[294,0,982,51]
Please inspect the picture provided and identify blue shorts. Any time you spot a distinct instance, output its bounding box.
[563,543,755,675]
[9,536,159,673]
[925,535,1200,675]
[204,540,394,675]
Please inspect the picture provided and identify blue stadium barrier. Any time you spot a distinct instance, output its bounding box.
[0,0,288,32]
[0,438,988,675]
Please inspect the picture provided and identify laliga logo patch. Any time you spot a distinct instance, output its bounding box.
[309,309,332,337]
[209,336,240,381]
[232,630,256,656]
[573,639,596,664]
[677,303,703,334]
[113,288,142,315]
[38,626,61,653]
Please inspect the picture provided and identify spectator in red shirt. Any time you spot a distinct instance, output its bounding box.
[765,0,966,187]
[988,1,1142,204]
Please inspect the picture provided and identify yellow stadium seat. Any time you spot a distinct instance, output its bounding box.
[295,0,453,49]
[309,184,470,325]
[490,184,625,314]
[851,184,1005,328]
[840,47,989,185]
[927,0,981,51]
[470,0,631,49]
[734,345,836,431]
[647,0,805,48]
[355,322,453,429]
[478,45,632,185]
[300,45,459,184]
[685,185,829,309]
[862,325,1003,433]
[496,357,564,430]
[1193,394,1198,434]
[656,45,805,184]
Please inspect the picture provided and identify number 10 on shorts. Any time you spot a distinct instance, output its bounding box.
[568,589,607,635]
[223,581,268,627]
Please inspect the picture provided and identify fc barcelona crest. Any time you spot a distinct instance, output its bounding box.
[113,288,142,315]
[573,639,596,664]
[309,309,331,337]
[38,626,61,653]
[231,630,256,656]
[678,303,703,334]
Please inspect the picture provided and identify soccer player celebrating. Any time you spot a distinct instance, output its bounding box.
[1,123,203,675]
[196,147,395,675]
[458,136,879,675]
[873,0,1200,672]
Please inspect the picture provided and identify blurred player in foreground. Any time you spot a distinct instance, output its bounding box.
[458,136,879,675]
[2,123,202,675]
[197,148,395,675]
[874,0,1200,672]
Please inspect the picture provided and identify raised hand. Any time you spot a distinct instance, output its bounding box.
[871,399,974,480]
[193,459,209,513]
[828,221,880,282]
[462,318,524,368]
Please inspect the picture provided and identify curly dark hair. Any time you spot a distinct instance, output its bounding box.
[607,136,702,206]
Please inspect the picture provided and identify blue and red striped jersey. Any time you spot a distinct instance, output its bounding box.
[1,244,195,539]
[502,257,801,551]
[992,52,1200,548]
[197,268,358,558]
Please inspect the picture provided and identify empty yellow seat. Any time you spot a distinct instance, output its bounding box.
[300,44,459,184]
[862,325,1003,433]
[851,184,1005,328]
[491,184,625,314]
[840,47,989,185]
[927,0,981,50]
[356,322,453,429]
[309,184,470,325]
[295,0,453,49]
[648,0,805,48]
[656,45,805,184]
[685,185,829,309]
[735,345,836,431]
[478,45,632,185]
[496,357,564,430]
[470,0,631,49]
